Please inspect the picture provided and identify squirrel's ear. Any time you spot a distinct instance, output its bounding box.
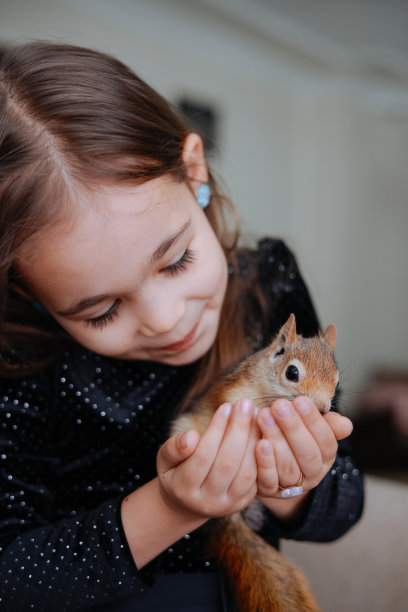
[279,314,297,345]
[324,324,337,350]
[269,314,297,361]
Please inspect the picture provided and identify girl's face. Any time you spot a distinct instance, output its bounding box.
[20,175,228,366]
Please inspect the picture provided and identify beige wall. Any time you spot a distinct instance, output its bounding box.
[282,475,408,612]
[2,0,408,395]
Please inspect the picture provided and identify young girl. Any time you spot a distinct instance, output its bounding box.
[0,42,363,611]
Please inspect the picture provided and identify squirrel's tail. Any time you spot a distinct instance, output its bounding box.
[210,513,320,612]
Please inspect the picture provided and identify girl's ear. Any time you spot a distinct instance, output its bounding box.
[182,133,209,187]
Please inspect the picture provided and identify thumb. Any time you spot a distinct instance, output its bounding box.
[157,430,199,474]
[324,412,353,440]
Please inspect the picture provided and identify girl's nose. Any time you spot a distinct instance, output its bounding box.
[137,293,186,337]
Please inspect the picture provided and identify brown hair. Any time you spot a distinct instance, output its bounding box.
[0,42,261,403]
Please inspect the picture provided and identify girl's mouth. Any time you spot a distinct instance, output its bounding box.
[159,321,200,353]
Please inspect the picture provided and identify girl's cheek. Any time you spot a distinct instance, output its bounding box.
[63,321,131,354]
[197,249,227,289]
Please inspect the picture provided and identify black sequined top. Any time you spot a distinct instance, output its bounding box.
[0,239,364,611]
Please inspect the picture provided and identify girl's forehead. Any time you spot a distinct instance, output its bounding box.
[79,176,183,218]
[22,176,188,257]
[18,176,194,281]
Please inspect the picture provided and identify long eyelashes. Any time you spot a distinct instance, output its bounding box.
[86,249,196,330]
[87,299,120,330]
[162,248,196,277]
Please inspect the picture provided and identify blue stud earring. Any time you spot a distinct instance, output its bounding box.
[197,183,211,209]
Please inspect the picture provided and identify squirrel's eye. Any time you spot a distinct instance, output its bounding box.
[285,365,299,382]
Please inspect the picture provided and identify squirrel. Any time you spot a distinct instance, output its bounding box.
[171,314,339,612]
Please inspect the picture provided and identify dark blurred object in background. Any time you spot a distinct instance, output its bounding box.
[352,371,408,482]
[177,98,218,155]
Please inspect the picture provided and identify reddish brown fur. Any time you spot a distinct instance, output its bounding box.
[171,315,338,611]
[214,515,320,611]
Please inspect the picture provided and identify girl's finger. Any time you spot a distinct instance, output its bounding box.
[323,410,354,440]
[258,406,301,488]
[269,398,329,480]
[255,439,279,497]
[182,402,233,484]
[291,396,338,465]
[206,399,256,494]
[157,430,200,475]
[228,408,260,498]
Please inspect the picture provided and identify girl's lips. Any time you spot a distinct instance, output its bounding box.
[160,321,200,353]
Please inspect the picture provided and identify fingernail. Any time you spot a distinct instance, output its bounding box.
[238,399,253,414]
[220,403,232,417]
[179,431,193,449]
[295,397,311,414]
[261,412,276,428]
[261,441,272,456]
[253,407,260,421]
[274,400,292,418]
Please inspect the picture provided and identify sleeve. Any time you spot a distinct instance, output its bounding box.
[255,238,364,542]
[0,374,152,611]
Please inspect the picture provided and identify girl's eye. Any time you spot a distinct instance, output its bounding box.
[87,299,120,330]
[162,248,195,277]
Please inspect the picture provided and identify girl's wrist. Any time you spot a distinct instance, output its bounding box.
[121,477,208,569]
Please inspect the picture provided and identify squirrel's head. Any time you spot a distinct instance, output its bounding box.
[266,314,339,413]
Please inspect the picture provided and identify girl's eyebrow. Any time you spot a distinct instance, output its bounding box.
[56,220,191,318]
[56,295,114,317]
[149,220,190,265]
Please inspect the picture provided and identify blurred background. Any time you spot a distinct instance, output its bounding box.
[1,1,408,609]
